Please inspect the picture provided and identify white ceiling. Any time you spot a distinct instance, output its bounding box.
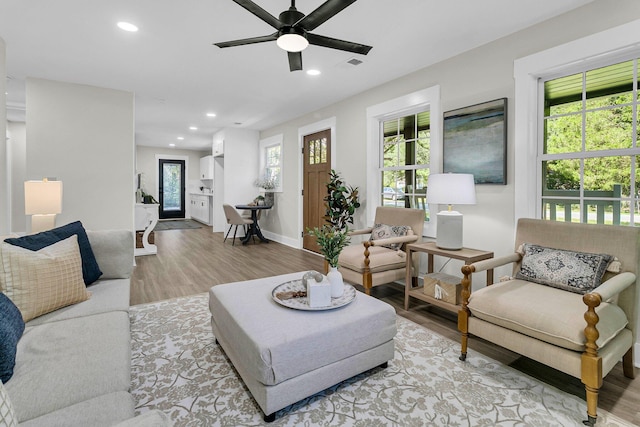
[1,0,594,151]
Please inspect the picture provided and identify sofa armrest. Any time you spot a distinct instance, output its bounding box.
[364,234,418,248]
[348,227,373,236]
[87,230,134,279]
[591,272,636,302]
[462,253,522,276]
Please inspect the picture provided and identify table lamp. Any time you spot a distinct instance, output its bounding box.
[25,178,63,233]
[426,173,476,250]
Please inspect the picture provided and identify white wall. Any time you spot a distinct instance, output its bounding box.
[0,37,8,235]
[25,78,134,231]
[212,128,259,232]
[7,121,26,233]
[258,0,640,283]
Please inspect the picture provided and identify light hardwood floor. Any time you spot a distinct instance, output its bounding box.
[131,225,640,426]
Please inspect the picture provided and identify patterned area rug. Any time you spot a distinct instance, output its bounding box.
[130,294,632,426]
[154,220,202,231]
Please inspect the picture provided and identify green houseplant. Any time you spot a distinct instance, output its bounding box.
[307,170,361,297]
[307,224,350,268]
[324,169,361,232]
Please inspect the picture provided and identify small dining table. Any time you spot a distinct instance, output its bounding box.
[235,204,272,244]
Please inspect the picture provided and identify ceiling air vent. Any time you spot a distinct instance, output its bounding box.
[347,58,363,66]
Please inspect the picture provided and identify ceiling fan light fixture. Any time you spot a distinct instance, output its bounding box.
[276,28,308,52]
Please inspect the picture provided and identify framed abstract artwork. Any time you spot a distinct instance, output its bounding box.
[443,98,507,184]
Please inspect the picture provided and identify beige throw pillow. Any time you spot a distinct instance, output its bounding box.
[0,235,90,322]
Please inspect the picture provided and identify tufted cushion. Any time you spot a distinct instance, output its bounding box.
[0,235,90,322]
[0,293,24,383]
[339,244,406,273]
[516,243,612,294]
[4,221,103,286]
[369,224,410,250]
[0,381,17,426]
[468,279,628,351]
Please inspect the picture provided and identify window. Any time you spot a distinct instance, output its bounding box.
[380,111,431,220]
[366,85,441,237]
[540,58,639,225]
[259,134,283,192]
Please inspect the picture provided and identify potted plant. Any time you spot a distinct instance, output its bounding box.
[307,225,350,297]
[324,169,360,232]
[255,176,276,206]
[307,170,361,297]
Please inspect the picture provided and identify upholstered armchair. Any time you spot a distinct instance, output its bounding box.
[458,218,638,426]
[338,207,424,295]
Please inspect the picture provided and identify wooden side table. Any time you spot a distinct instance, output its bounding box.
[404,242,494,313]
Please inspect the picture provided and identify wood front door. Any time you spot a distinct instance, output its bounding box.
[303,129,332,253]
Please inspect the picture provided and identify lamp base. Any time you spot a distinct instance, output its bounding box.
[31,214,57,234]
[436,211,463,250]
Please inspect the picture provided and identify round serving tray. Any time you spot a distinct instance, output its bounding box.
[271,279,356,311]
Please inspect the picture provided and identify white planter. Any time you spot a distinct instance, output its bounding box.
[327,266,344,298]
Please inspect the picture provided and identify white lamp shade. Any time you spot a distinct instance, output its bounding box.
[426,173,476,206]
[24,180,63,215]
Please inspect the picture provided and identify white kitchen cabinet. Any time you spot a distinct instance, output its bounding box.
[200,155,214,180]
[213,138,224,157]
[190,194,212,225]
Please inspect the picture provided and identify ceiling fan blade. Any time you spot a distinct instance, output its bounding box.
[288,51,302,72]
[296,0,358,31]
[214,33,278,48]
[231,0,282,29]
[307,33,372,55]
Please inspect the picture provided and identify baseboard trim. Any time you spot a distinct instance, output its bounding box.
[261,230,300,249]
[635,342,640,368]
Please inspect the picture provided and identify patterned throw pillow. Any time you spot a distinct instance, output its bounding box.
[370,224,410,250]
[0,235,90,322]
[0,380,18,427]
[4,221,103,286]
[515,243,613,294]
[0,293,25,383]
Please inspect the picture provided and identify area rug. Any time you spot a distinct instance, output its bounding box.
[130,294,632,426]
[154,220,202,231]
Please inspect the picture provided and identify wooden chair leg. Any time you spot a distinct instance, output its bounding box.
[623,347,636,379]
[362,271,372,295]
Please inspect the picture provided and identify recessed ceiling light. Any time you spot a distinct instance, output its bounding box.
[177,136,184,140]
[189,126,198,131]
[169,143,176,147]
[206,112,217,118]
[117,22,139,32]
[306,69,321,76]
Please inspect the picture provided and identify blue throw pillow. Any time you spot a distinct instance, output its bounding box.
[0,293,25,383]
[4,221,103,285]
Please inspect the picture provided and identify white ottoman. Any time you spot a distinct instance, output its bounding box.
[208,272,397,422]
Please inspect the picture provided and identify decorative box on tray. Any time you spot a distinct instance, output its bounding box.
[422,272,462,305]
[303,271,331,308]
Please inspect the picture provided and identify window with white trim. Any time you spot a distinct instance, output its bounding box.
[259,134,283,192]
[380,110,431,220]
[366,85,441,236]
[540,57,640,225]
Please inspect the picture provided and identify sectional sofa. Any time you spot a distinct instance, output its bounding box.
[0,226,169,426]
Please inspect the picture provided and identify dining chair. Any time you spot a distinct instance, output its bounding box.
[222,204,253,246]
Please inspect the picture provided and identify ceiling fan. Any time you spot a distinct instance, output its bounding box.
[214,0,372,72]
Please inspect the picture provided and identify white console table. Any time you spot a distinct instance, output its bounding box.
[135,203,159,256]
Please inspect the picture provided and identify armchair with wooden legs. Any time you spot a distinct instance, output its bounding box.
[338,207,424,295]
[457,218,637,426]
